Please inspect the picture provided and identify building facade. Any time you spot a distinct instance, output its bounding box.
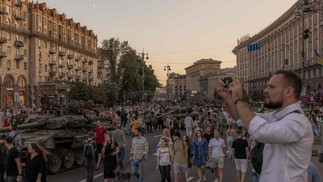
[233,0,323,93]
[185,58,221,100]
[0,0,99,108]
[166,73,186,101]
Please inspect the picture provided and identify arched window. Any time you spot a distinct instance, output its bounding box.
[5,76,14,87]
[17,77,26,87]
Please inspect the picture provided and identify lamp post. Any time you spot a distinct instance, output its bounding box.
[138,51,149,103]
[164,64,171,100]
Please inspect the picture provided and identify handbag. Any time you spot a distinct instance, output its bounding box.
[250,142,265,174]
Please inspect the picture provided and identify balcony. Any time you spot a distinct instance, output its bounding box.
[89,76,93,81]
[15,0,22,7]
[49,60,56,66]
[75,66,81,71]
[67,54,74,59]
[49,48,56,54]
[82,59,87,63]
[67,74,73,80]
[58,72,65,78]
[98,64,104,69]
[82,67,87,72]
[59,51,66,57]
[75,57,80,61]
[0,37,7,44]
[75,75,81,80]
[82,77,87,82]
[0,7,5,14]
[14,40,24,47]
[98,70,102,75]
[15,14,24,21]
[67,64,74,69]
[88,69,93,73]
[0,51,7,58]
[58,63,65,68]
[88,60,93,65]
[15,54,24,61]
[49,71,57,77]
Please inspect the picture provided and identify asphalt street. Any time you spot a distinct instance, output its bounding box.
[48,129,253,182]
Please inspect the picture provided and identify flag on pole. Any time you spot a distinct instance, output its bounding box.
[314,49,323,68]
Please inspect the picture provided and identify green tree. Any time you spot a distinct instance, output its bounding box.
[90,86,107,104]
[69,81,91,101]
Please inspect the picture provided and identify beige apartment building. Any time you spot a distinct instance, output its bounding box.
[185,58,221,100]
[233,0,323,93]
[0,0,99,108]
[166,73,186,101]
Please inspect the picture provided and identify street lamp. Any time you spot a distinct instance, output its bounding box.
[138,51,149,102]
[164,64,171,100]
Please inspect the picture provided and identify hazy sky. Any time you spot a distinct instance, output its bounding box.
[38,0,297,86]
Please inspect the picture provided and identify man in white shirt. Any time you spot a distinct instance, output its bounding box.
[184,114,194,137]
[208,129,226,182]
[217,70,313,182]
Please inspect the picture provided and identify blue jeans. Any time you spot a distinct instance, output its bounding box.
[132,161,144,182]
[85,158,95,182]
[252,171,260,182]
[117,147,125,169]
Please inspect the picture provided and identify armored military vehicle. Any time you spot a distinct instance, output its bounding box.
[0,108,97,174]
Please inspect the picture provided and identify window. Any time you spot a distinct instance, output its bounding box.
[24,62,27,70]
[5,5,10,14]
[16,61,19,69]
[7,60,11,69]
[24,49,27,56]
[45,65,47,72]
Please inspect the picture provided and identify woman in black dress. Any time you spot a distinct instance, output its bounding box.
[24,143,49,182]
[102,132,119,182]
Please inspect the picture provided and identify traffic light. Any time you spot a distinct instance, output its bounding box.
[303,29,310,39]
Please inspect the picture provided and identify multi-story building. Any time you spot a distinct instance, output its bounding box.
[233,0,323,93]
[0,1,99,108]
[200,67,237,100]
[185,58,221,100]
[166,73,186,101]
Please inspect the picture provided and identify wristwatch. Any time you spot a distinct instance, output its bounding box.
[18,174,22,176]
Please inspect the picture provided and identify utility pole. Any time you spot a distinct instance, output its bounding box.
[138,51,149,103]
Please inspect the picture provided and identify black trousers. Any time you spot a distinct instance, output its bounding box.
[159,165,171,182]
[146,122,153,132]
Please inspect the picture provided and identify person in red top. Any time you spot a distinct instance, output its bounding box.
[95,120,106,170]
[1,116,8,128]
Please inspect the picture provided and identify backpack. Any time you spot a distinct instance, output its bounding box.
[84,140,95,159]
[250,142,265,174]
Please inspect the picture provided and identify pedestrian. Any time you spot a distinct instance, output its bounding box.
[4,136,23,182]
[172,132,188,182]
[232,130,249,182]
[157,114,164,130]
[157,128,173,150]
[208,129,226,182]
[217,70,314,181]
[113,124,127,169]
[8,124,22,151]
[184,113,194,137]
[0,135,7,182]
[130,127,149,182]
[226,124,235,159]
[203,126,214,143]
[95,120,106,170]
[156,138,172,182]
[24,143,48,182]
[182,135,192,172]
[145,112,153,133]
[83,131,97,182]
[130,115,142,137]
[191,129,208,182]
[102,132,119,182]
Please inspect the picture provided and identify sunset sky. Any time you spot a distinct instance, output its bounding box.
[38,0,297,86]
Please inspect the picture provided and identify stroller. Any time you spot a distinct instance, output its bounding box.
[114,161,132,182]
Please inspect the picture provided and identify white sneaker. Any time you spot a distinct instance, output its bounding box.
[214,179,218,182]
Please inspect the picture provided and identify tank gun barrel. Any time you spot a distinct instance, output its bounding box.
[0,122,43,133]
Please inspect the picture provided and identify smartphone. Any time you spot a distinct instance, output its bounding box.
[223,77,233,87]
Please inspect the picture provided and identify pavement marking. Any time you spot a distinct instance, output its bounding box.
[79,172,103,182]
[187,177,194,182]
[154,134,162,138]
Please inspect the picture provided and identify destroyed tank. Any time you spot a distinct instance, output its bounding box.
[0,108,98,174]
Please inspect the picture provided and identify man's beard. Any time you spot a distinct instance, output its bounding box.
[264,100,283,109]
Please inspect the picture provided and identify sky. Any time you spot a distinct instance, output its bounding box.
[38,0,298,86]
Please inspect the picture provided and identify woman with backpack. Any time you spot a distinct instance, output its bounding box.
[102,132,119,182]
[156,138,172,182]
